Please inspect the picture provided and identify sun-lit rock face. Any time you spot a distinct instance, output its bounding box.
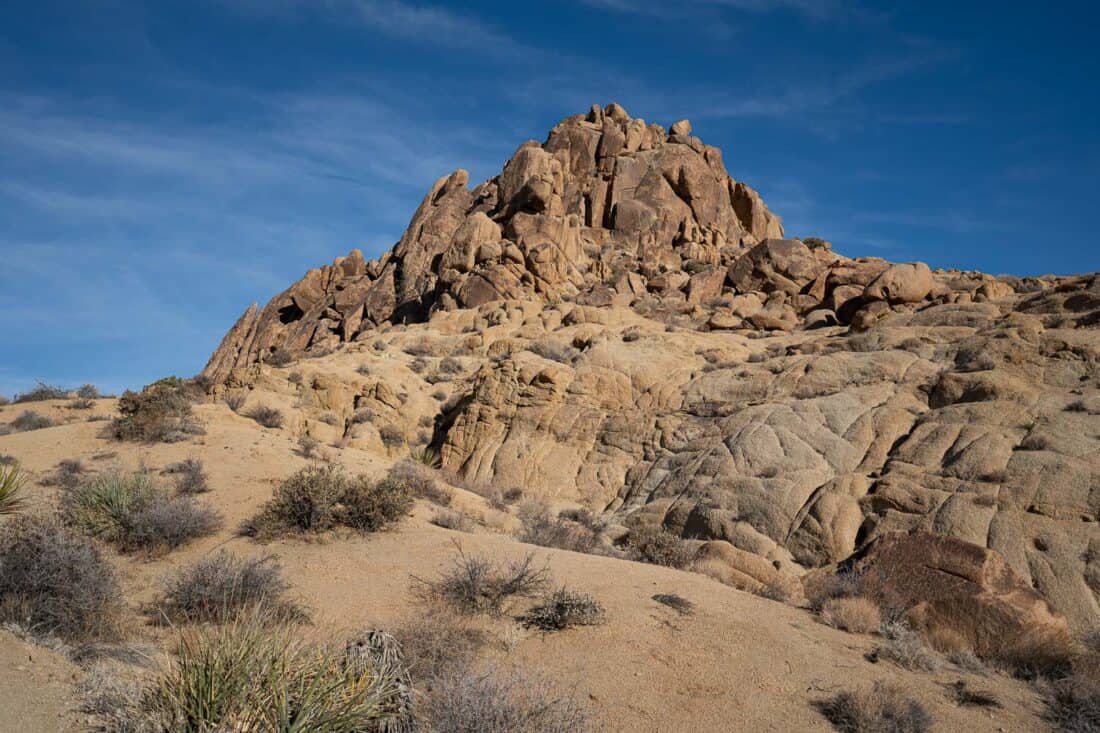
[204,103,1100,633]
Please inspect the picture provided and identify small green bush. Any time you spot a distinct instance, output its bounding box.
[0,462,29,515]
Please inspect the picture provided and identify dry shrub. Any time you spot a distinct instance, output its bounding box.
[223,391,247,413]
[111,379,203,442]
[389,458,450,505]
[820,597,881,634]
[244,464,411,539]
[388,605,486,683]
[818,681,932,733]
[517,502,601,554]
[431,510,473,532]
[105,612,409,732]
[297,433,320,458]
[61,470,220,554]
[41,458,86,490]
[0,514,122,641]
[417,664,590,733]
[625,526,692,568]
[152,551,306,625]
[416,547,549,616]
[246,404,284,429]
[379,424,406,448]
[14,381,68,402]
[653,593,695,615]
[265,346,294,366]
[521,588,605,631]
[10,409,54,432]
[947,680,1000,708]
[162,457,209,494]
[805,569,861,613]
[1042,644,1100,732]
[874,622,941,672]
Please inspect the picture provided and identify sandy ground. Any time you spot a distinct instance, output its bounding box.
[0,398,1054,732]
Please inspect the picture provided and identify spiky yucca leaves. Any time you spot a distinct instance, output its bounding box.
[0,462,28,515]
[60,471,156,542]
[134,612,410,733]
[409,446,441,469]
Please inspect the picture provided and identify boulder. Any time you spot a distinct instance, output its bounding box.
[863,262,933,304]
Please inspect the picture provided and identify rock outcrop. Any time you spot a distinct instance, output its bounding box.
[204,104,1100,634]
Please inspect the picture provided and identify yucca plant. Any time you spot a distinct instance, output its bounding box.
[409,445,441,469]
[0,462,28,516]
[60,470,156,542]
[135,611,409,732]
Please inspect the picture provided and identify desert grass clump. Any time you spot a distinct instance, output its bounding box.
[874,622,941,672]
[244,464,412,539]
[61,470,221,554]
[517,502,601,554]
[653,593,695,615]
[14,380,68,403]
[0,515,122,641]
[111,379,203,442]
[152,551,306,625]
[521,588,605,632]
[120,613,409,733]
[820,597,882,634]
[0,462,29,515]
[417,547,549,616]
[162,457,209,494]
[417,664,590,733]
[431,510,473,532]
[246,404,284,429]
[625,525,692,568]
[818,681,932,733]
[10,409,54,432]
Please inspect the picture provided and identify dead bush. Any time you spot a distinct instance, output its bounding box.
[389,606,487,683]
[1041,647,1100,732]
[417,664,590,733]
[820,597,881,634]
[223,391,247,413]
[379,424,406,448]
[297,433,320,458]
[389,458,450,505]
[517,502,601,554]
[41,458,86,490]
[521,588,605,631]
[151,551,306,625]
[162,457,209,494]
[14,381,68,403]
[416,547,549,616]
[806,569,861,612]
[625,526,692,568]
[947,680,1001,708]
[653,593,695,615]
[246,405,284,429]
[0,515,122,640]
[244,464,412,539]
[431,510,473,532]
[111,379,203,442]
[818,681,932,733]
[874,622,941,672]
[265,346,294,366]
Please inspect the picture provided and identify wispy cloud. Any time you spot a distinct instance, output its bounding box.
[580,0,851,20]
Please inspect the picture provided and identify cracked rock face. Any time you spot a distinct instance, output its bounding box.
[204,104,1100,634]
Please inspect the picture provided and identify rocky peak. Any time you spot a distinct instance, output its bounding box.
[203,102,791,381]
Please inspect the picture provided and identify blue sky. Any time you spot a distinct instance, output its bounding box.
[1,1,1097,397]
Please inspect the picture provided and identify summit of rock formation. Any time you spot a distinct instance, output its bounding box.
[202,103,1100,637]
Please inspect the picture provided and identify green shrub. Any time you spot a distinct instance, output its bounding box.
[0,515,122,640]
[61,471,220,553]
[111,380,203,442]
